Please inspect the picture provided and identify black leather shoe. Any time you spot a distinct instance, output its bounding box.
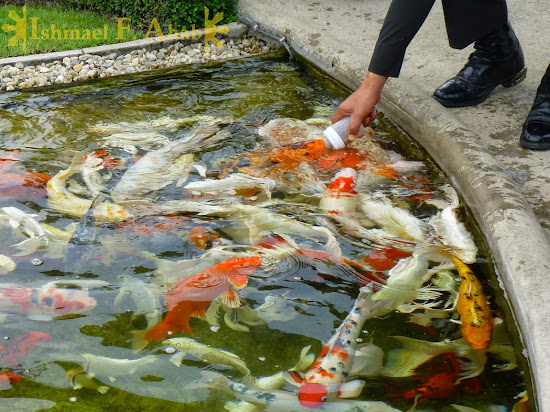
[520,65,550,150]
[433,21,527,108]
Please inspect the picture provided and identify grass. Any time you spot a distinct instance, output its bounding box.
[0,4,144,58]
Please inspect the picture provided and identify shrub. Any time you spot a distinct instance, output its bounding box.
[55,0,238,31]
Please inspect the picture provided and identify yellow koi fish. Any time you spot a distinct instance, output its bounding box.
[453,256,493,350]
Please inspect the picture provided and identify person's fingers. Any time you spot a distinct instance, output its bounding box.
[348,112,364,141]
[332,104,351,124]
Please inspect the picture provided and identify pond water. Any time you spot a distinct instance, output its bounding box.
[0,54,533,411]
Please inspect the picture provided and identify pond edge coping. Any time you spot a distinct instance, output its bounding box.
[0,22,280,68]
[235,13,550,411]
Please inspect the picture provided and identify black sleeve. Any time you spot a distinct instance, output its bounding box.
[368,0,436,78]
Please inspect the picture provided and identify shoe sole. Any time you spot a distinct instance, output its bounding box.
[520,137,550,150]
[433,67,528,108]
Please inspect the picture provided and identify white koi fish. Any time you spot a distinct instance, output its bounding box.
[427,185,478,263]
[0,206,50,238]
[111,127,227,201]
[162,337,253,383]
[114,275,163,330]
[283,286,392,408]
[47,155,132,222]
[184,173,277,198]
[357,193,427,241]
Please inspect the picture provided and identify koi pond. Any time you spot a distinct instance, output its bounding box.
[0,53,534,411]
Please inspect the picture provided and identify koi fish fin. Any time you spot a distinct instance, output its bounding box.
[97,385,110,394]
[192,164,207,178]
[224,401,260,411]
[184,370,232,393]
[291,345,315,372]
[131,330,149,352]
[337,379,365,398]
[456,349,487,382]
[349,342,384,378]
[381,337,449,378]
[114,286,129,306]
[240,373,256,387]
[28,314,56,321]
[413,243,455,263]
[169,352,186,367]
[220,288,241,309]
[224,310,250,332]
[205,300,222,327]
[108,376,117,383]
[487,344,517,371]
[227,274,248,289]
[282,370,304,386]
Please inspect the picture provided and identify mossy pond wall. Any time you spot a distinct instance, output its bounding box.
[0,54,534,411]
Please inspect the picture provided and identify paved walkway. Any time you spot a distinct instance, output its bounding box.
[237,0,550,409]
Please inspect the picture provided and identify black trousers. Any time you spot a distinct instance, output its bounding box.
[368,0,508,77]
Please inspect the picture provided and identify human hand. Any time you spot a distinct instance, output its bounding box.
[332,71,388,140]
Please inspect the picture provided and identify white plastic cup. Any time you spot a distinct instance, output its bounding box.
[322,116,365,149]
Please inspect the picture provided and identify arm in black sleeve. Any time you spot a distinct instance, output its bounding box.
[368,0,436,78]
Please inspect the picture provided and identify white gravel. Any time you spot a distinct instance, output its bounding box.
[0,37,274,92]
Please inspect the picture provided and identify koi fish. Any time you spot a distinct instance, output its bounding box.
[357,193,427,242]
[0,254,16,275]
[162,337,253,383]
[362,246,412,271]
[284,286,391,408]
[427,186,478,263]
[0,331,51,368]
[184,173,276,198]
[47,155,132,222]
[257,118,324,146]
[140,256,262,344]
[320,169,412,249]
[0,372,22,388]
[0,172,51,202]
[187,226,223,250]
[111,126,227,201]
[188,370,400,412]
[0,283,97,321]
[114,275,163,330]
[388,352,465,402]
[453,256,493,350]
[315,148,368,172]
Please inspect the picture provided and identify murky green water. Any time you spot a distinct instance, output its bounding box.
[0,54,533,411]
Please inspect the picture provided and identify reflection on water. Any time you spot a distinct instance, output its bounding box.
[0,55,532,411]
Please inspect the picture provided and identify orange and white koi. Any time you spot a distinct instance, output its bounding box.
[141,256,262,344]
[284,286,391,409]
[0,283,97,321]
[320,169,413,249]
[453,256,493,350]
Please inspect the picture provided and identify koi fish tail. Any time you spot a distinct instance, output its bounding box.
[414,243,457,263]
[184,370,232,393]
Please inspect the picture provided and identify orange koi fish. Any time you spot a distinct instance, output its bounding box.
[284,286,390,408]
[362,246,412,271]
[188,226,222,250]
[0,372,22,387]
[0,172,51,202]
[453,256,493,350]
[0,331,51,368]
[144,256,262,341]
[315,148,367,172]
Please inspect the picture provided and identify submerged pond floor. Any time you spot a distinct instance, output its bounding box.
[0,54,533,411]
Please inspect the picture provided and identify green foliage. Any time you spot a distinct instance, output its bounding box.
[54,0,238,32]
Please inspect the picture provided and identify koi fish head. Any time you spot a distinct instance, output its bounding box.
[297,382,329,409]
[327,168,357,194]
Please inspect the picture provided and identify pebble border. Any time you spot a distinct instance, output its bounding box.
[0,23,280,92]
